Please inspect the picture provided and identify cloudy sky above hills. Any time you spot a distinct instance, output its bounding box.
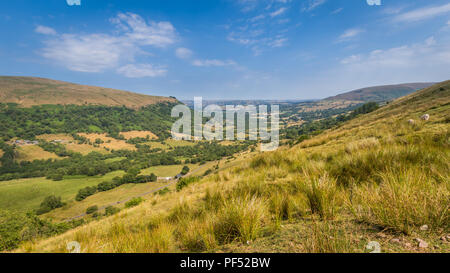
[1,0,450,99]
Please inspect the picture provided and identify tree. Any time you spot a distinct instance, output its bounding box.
[86,205,98,214]
[36,195,65,215]
[181,166,190,175]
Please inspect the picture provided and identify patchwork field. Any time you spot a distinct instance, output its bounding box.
[15,145,61,162]
[37,133,108,155]
[78,133,136,151]
[144,139,196,150]
[140,164,196,177]
[36,134,75,142]
[120,130,158,140]
[0,171,125,213]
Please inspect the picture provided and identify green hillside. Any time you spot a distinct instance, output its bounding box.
[14,81,449,253]
[324,82,434,102]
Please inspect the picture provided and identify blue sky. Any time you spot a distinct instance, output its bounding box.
[1,0,450,99]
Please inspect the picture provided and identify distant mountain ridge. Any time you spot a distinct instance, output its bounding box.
[324,82,435,102]
[0,76,177,109]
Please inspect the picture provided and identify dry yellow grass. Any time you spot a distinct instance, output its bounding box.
[65,143,107,155]
[78,133,136,151]
[15,145,60,162]
[36,133,108,155]
[0,76,177,109]
[120,131,158,140]
[36,134,75,142]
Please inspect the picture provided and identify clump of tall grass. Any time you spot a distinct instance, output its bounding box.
[146,221,175,253]
[179,218,217,252]
[345,137,379,154]
[300,174,340,220]
[351,169,449,234]
[303,221,353,253]
[329,143,449,187]
[213,195,268,244]
[269,192,295,221]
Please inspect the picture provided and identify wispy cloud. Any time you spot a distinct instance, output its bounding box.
[192,59,237,67]
[302,0,326,12]
[270,7,287,17]
[269,37,288,48]
[116,64,167,78]
[340,36,450,71]
[393,3,450,22]
[331,8,343,15]
[39,12,176,76]
[337,28,364,42]
[35,25,56,35]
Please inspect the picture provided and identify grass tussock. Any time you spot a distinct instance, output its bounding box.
[352,169,449,234]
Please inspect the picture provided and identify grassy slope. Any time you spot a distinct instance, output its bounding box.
[16,81,450,253]
[0,76,176,109]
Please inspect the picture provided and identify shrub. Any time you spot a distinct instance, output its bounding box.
[156,188,170,195]
[181,166,190,175]
[76,186,97,201]
[104,206,120,216]
[36,195,65,215]
[176,176,201,192]
[125,197,143,208]
[86,205,98,214]
[97,181,116,192]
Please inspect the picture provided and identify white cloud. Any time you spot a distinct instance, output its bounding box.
[337,28,364,42]
[66,0,81,6]
[394,3,450,22]
[338,37,450,81]
[117,64,167,78]
[192,59,236,67]
[35,25,56,35]
[39,13,176,74]
[249,14,265,22]
[302,0,326,12]
[331,8,343,14]
[269,38,288,48]
[110,12,176,47]
[42,34,128,72]
[175,47,193,59]
[270,7,287,17]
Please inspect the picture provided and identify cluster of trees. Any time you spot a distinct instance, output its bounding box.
[283,102,380,141]
[0,102,177,141]
[0,210,82,251]
[39,141,74,157]
[36,195,65,215]
[75,169,157,201]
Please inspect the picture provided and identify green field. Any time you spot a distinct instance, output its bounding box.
[0,171,125,213]
[140,164,196,177]
[44,181,170,221]
[0,164,198,217]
